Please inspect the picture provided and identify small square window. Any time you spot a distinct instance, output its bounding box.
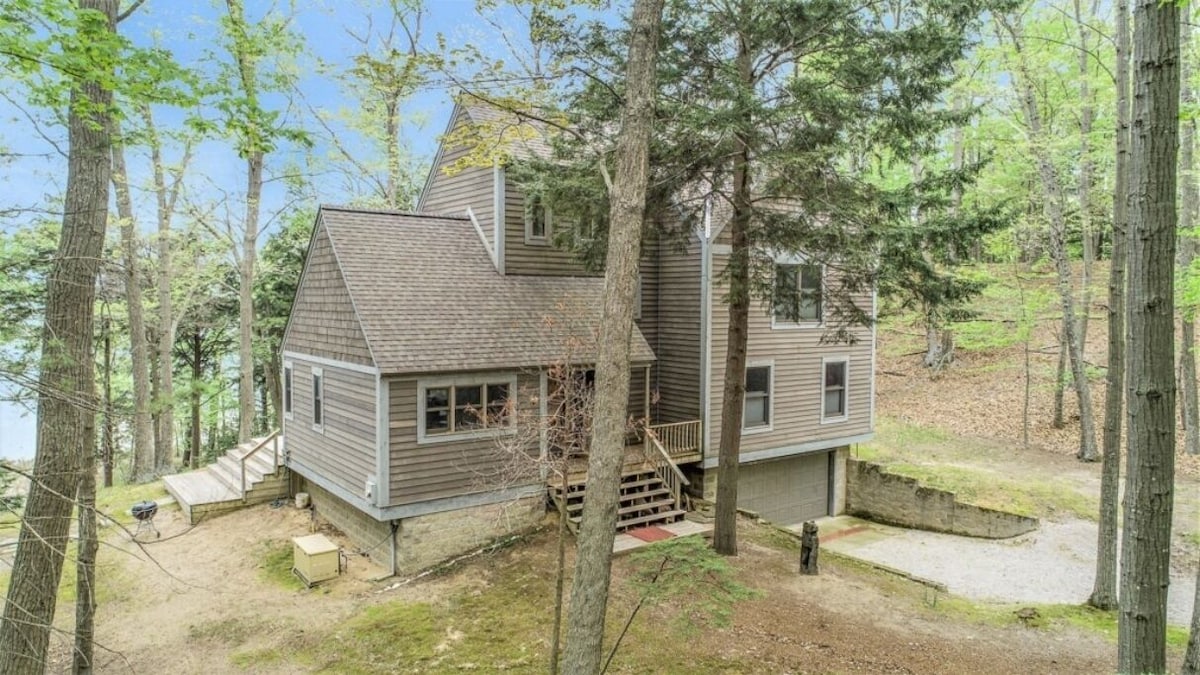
[526,194,550,242]
[774,262,822,323]
[744,366,771,429]
[823,360,847,420]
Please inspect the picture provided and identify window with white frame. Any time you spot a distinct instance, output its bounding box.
[283,362,294,420]
[822,358,848,421]
[525,193,550,243]
[421,378,515,440]
[774,262,822,323]
[744,365,772,429]
[312,367,324,431]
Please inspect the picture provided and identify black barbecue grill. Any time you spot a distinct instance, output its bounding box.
[131,500,159,539]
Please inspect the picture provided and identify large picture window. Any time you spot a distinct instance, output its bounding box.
[422,378,514,439]
[744,365,772,429]
[774,262,822,323]
[822,358,848,421]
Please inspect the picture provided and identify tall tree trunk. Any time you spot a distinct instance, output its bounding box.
[561,0,663,671]
[101,312,114,488]
[1179,17,1200,457]
[266,351,282,430]
[1002,15,1099,462]
[1053,331,1067,429]
[0,2,117,670]
[143,105,184,471]
[712,23,754,558]
[72,446,98,674]
[238,150,262,443]
[1074,0,1097,364]
[111,126,156,480]
[191,331,203,469]
[1090,0,1130,612]
[1118,1,1179,671]
[1186,559,1200,673]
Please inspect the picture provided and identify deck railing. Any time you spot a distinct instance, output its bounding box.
[644,428,691,512]
[240,430,280,502]
[645,420,702,459]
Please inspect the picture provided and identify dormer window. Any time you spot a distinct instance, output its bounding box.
[525,194,551,244]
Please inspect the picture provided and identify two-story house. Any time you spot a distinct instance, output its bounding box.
[276,102,875,574]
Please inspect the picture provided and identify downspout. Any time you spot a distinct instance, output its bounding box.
[389,520,400,577]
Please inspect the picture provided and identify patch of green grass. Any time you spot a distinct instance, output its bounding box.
[933,600,1189,649]
[257,540,307,591]
[230,646,287,669]
[876,462,1095,520]
[860,418,1097,521]
[96,481,171,526]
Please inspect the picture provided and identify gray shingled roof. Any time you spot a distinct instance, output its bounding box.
[462,103,556,162]
[319,206,655,374]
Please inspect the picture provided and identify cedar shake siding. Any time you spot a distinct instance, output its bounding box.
[707,251,874,456]
[387,372,541,505]
[283,222,373,366]
[419,106,495,248]
[654,234,704,424]
[502,171,593,276]
[287,359,378,500]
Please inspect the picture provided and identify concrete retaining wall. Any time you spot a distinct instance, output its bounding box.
[299,477,545,574]
[846,459,1038,539]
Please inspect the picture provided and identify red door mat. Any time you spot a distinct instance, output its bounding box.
[627,526,674,542]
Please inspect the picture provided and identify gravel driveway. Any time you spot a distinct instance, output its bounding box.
[816,516,1197,625]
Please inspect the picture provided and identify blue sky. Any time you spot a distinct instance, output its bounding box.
[0,0,601,460]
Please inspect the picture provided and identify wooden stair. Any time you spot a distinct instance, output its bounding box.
[549,465,686,534]
[162,434,288,524]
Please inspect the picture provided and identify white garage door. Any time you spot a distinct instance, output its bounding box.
[738,452,830,526]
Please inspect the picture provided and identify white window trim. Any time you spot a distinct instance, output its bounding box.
[417,372,519,444]
[821,356,850,424]
[283,361,294,421]
[311,366,325,434]
[742,359,774,435]
[524,195,552,245]
[770,253,825,330]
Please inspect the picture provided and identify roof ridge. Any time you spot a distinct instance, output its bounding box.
[320,204,470,221]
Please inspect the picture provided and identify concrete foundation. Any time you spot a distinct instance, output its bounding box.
[298,477,545,574]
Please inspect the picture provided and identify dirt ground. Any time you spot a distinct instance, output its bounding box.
[48,504,1120,674]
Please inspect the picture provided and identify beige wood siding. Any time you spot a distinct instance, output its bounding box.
[387,372,541,506]
[420,107,495,248]
[503,176,593,276]
[286,360,378,498]
[655,235,704,423]
[283,223,374,366]
[708,253,873,455]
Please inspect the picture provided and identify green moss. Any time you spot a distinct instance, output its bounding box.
[257,539,307,591]
[933,601,1189,650]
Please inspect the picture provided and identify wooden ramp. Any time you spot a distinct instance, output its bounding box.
[162,433,288,524]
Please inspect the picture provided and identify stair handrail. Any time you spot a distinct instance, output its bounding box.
[239,429,281,501]
[644,428,690,511]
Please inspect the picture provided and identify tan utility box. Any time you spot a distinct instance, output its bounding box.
[292,533,339,586]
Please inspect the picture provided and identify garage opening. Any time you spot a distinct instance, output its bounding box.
[737,451,832,526]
